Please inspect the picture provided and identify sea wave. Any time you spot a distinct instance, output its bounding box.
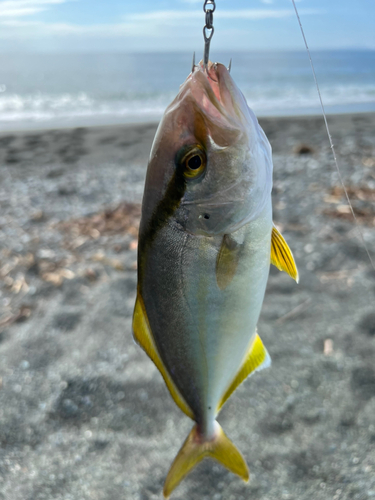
[0,92,169,124]
[0,84,374,127]
[244,84,375,111]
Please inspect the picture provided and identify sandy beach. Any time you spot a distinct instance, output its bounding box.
[0,113,375,500]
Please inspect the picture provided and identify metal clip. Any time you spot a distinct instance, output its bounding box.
[203,0,216,68]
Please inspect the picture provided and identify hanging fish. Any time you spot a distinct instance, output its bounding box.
[133,60,298,498]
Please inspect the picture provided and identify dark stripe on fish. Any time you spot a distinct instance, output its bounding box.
[138,167,187,286]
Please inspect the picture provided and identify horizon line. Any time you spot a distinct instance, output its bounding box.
[0,47,374,55]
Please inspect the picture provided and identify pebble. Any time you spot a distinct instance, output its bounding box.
[0,117,374,500]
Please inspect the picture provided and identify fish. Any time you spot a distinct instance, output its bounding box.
[132,60,298,498]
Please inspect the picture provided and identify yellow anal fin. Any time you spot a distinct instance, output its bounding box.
[218,333,271,412]
[163,422,249,498]
[132,293,194,419]
[271,225,299,282]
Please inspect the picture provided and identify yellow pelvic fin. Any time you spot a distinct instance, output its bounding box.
[163,422,249,498]
[271,225,299,282]
[218,333,271,412]
[216,234,241,291]
[132,293,194,419]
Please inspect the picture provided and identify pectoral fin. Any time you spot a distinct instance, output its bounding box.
[133,292,194,419]
[217,333,271,412]
[271,225,299,282]
[216,234,241,291]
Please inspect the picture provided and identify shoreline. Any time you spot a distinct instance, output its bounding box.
[1,112,374,162]
[1,106,375,134]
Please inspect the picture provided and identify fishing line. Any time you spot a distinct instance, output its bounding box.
[291,0,375,271]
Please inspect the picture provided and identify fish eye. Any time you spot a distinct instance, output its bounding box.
[179,145,207,180]
[188,155,202,170]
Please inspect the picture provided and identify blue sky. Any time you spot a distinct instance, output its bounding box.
[0,0,374,52]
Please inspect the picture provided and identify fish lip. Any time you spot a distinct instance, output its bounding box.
[205,62,219,84]
[164,60,246,145]
[193,61,228,107]
[186,60,246,134]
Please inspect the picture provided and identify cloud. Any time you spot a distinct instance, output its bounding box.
[0,0,69,18]
[217,8,318,19]
[0,0,69,6]
[125,8,319,22]
[0,7,43,16]
[0,6,321,42]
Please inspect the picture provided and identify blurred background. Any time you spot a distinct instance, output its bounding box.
[1,0,375,130]
[0,1,374,499]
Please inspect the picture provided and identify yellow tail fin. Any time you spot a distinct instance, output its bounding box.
[163,422,249,498]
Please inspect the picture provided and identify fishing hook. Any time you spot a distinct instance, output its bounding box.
[203,0,215,69]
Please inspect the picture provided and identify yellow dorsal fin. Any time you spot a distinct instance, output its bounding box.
[271,225,299,282]
[133,292,194,419]
[163,422,249,498]
[217,333,271,412]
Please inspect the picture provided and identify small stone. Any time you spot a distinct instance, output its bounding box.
[294,144,314,155]
[62,399,79,417]
[20,360,30,370]
[359,313,375,336]
[30,210,45,222]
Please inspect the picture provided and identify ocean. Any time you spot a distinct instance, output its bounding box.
[0,50,374,131]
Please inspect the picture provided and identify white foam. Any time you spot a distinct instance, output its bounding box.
[0,83,374,129]
[245,83,375,112]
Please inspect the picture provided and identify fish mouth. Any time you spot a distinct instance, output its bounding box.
[164,59,255,147]
[187,60,247,133]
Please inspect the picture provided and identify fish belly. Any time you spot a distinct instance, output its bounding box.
[140,202,272,434]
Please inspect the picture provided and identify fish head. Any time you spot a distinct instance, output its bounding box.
[142,61,273,237]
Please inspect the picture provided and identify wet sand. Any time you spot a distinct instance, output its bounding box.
[0,113,375,500]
